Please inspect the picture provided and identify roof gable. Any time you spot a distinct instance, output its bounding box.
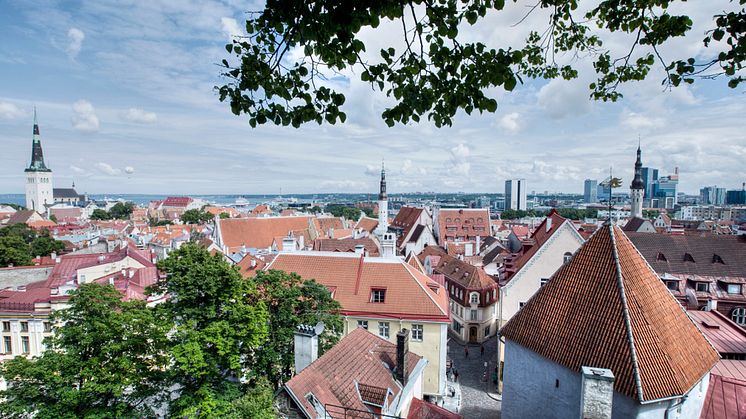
[500,224,719,402]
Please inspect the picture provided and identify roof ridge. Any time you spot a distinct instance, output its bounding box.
[609,224,645,402]
[401,262,448,317]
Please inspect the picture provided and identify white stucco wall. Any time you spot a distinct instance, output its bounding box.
[502,341,710,419]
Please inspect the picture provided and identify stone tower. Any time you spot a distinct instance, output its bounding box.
[24,109,53,211]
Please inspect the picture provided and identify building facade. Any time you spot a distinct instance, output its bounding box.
[504,179,527,211]
[583,179,597,204]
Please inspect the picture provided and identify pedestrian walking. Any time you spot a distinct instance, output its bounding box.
[464,346,469,358]
[454,369,459,382]
[480,345,485,356]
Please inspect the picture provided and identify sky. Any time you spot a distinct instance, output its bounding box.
[0,1,744,195]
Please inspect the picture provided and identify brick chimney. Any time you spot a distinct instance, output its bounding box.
[580,366,615,419]
[395,329,409,385]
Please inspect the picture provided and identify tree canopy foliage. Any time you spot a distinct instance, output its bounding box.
[219,1,745,128]
[90,202,136,221]
[326,204,362,220]
[0,224,65,267]
[500,207,598,220]
[181,208,216,224]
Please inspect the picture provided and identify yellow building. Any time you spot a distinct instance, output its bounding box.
[267,251,451,399]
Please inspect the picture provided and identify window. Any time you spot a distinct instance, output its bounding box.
[563,252,573,264]
[2,321,9,332]
[541,278,549,287]
[484,325,490,337]
[3,336,11,354]
[727,284,742,295]
[411,324,423,341]
[378,322,390,338]
[696,282,708,292]
[452,320,462,333]
[470,293,479,304]
[733,308,746,325]
[470,309,478,321]
[357,320,368,330]
[519,302,526,309]
[20,322,28,332]
[43,322,51,333]
[666,281,679,291]
[21,336,29,354]
[371,288,386,303]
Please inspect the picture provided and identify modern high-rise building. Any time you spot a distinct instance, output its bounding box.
[24,109,53,212]
[504,179,527,211]
[727,183,746,205]
[700,186,727,205]
[652,168,679,209]
[583,179,598,203]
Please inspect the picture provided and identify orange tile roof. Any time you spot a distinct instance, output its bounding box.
[437,208,490,242]
[312,238,380,256]
[236,254,266,278]
[500,224,719,402]
[355,216,379,234]
[204,206,239,217]
[266,252,449,322]
[218,216,315,252]
[285,328,423,417]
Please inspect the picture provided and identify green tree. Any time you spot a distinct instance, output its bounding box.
[0,235,33,267]
[0,283,171,418]
[219,1,745,128]
[326,205,362,220]
[109,202,136,220]
[0,224,65,267]
[30,235,65,257]
[181,209,215,224]
[90,208,111,220]
[362,207,375,218]
[219,212,231,219]
[227,378,277,419]
[249,270,342,389]
[152,244,269,417]
[49,214,58,223]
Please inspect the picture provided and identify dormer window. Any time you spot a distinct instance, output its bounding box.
[656,252,667,262]
[712,254,725,264]
[371,288,386,303]
[684,253,695,263]
[470,292,479,304]
[696,282,708,293]
[563,252,572,264]
[727,284,742,295]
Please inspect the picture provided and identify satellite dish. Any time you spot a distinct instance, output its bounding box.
[684,288,699,309]
[314,322,325,335]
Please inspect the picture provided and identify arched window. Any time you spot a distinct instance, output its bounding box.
[733,308,746,325]
[563,252,573,264]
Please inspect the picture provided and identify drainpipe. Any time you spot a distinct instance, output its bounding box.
[496,285,504,394]
[664,396,686,419]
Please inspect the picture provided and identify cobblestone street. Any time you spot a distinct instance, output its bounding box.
[448,336,502,419]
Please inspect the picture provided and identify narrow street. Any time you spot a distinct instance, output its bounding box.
[447,336,502,419]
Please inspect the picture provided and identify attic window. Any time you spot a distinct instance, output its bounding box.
[696,282,709,293]
[665,281,678,291]
[656,252,667,262]
[371,288,386,303]
[713,254,725,264]
[684,253,695,263]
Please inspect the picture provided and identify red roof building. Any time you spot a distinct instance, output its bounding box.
[434,208,490,244]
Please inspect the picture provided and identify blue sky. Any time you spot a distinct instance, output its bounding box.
[1,0,744,195]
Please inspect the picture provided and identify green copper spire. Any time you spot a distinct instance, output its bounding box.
[25,107,51,172]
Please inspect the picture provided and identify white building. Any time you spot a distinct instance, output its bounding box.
[504,179,527,211]
[24,110,54,212]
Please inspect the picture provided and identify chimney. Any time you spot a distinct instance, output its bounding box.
[294,323,324,374]
[580,366,615,419]
[108,277,114,285]
[546,216,552,232]
[476,235,481,252]
[250,259,257,268]
[51,252,57,261]
[395,329,409,385]
[129,269,134,279]
[354,244,365,255]
[282,233,297,252]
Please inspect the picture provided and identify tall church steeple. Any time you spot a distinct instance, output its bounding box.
[630,141,644,218]
[26,108,51,173]
[24,109,54,211]
[378,160,387,201]
[375,160,389,240]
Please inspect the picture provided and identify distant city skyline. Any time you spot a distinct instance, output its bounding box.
[1,2,745,195]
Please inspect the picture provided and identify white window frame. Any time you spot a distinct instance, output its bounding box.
[378,322,390,338]
[732,308,746,325]
[470,292,479,305]
[411,324,423,341]
[727,284,742,295]
[357,320,368,330]
[371,288,386,303]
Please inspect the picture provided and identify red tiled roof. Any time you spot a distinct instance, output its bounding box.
[700,374,746,419]
[408,397,462,419]
[218,216,315,252]
[267,252,449,321]
[391,207,424,246]
[285,328,422,417]
[161,196,193,207]
[510,225,530,237]
[312,238,380,256]
[502,210,574,281]
[500,224,720,402]
[417,246,496,292]
[314,216,346,236]
[355,216,379,234]
[236,254,266,278]
[437,208,490,242]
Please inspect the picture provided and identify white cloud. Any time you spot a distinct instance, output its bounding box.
[69,165,87,174]
[124,166,135,175]
[0,101,25,119]
[71,100,99,132]
[620,110,665,130]
[66,28,85,59]
[448,143,471,176]
[122,108,157,124]
[364,164,380,176]
[220,17,243,41]
[537,78,592,119]
[94,162,121,176]
[498,112,521,133]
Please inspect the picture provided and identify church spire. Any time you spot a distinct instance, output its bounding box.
[631,142,643,190]
[378,160,387,201]
[26,107,51,172]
